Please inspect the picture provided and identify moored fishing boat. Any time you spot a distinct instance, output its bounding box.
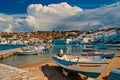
[52,54,109,78]
[18,45,45,55]
[108,68,120,80]
[117,48,120,50]
[81,52,102,56]
[100,53,115,59]
[82,44,96,52]
[81,52,115,59]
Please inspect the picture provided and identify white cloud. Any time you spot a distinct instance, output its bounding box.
[0,17,6,22]
[3,24,13,32]
[0,2,83,32]
[55,1,120,30]
[0,1,120,32]
[0,13,30,32]
[27,2,83,17]
[25,2,83,31]
[0,14,14,32]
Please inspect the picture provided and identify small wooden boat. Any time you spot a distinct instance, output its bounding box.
[81,52,102,56]
[52,54,109,78]
[98,46,107,49]
[82,44,96,52]
[82,48,96,52]
[100,53,115,59]
[18,48,42,55]
[81,52,115,59]
[116,48,120,50]
[18,46,45,55]
[108,68,120,80]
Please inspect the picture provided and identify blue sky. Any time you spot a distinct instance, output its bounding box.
[0,0,119,14]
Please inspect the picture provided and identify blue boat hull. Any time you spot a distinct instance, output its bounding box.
[108,68,120,80]
[81,53,115,59]
[81,53,101,56]
[100,53,115,59]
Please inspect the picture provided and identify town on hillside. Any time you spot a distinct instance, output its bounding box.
[0,28,120,45]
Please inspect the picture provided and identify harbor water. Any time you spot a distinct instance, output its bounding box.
[0,44,26,51]
[0,44,120,67]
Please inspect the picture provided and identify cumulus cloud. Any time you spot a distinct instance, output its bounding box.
[26,2,83,30]
[55,1,120,30]
[0,17,6,22]
[3,24,13,32]
[27,2,82,17]
[0,1,120,32]
[0,2,83,32]
[0,13,32,32]
[0,14,14,32]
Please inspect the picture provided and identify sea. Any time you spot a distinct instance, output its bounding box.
[0,44,26,51]
[0,44,120,67]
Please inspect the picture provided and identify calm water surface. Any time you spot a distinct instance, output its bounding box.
[0,44,26,51]
[0,44,120,67]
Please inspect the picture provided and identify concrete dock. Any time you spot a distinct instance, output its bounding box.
[0,47,41,80]
[0,63,40,80]
[0,48,26,60]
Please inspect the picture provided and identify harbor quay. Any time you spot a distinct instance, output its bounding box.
[0,47,27,60]
[0,47,41,80]
[0,49,18,60]
[0,63,40,80]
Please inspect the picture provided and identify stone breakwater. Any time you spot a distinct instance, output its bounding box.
[0,64,40,80]
[0,48,20,60]
[0,47,28,60]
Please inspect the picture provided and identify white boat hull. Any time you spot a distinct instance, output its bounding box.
[52,55,109,78]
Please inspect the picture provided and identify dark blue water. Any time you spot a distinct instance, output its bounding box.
[0,44,120,67]
[0,44,26,51]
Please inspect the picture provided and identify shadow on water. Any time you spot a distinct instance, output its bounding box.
[40,64,82,80]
